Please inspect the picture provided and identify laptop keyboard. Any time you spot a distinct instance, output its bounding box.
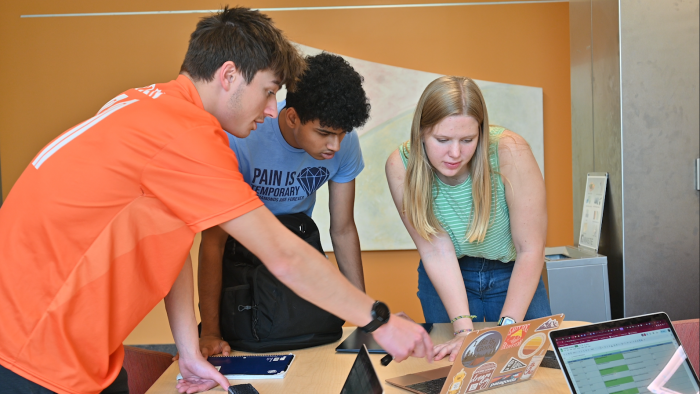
[406,377,447,394]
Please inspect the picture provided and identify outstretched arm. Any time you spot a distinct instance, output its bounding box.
[165,255,229,393]
[385,149,472,362]
[197,226,232,358]
[497,131,547,322]
[219,205,434,363]
[328,179,365,291]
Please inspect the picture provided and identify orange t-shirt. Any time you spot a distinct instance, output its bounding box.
[0,75,263,394]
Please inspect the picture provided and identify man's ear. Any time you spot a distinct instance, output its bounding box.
[218,61,239,91]
[285,107,300,129]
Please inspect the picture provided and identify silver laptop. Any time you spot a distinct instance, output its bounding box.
[549,312,700,394]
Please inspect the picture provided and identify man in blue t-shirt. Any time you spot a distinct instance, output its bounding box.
[198,53,371,356]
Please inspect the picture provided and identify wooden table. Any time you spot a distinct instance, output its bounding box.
[146,321,587,394]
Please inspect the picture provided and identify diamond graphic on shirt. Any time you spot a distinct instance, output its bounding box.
[297,167,330,196]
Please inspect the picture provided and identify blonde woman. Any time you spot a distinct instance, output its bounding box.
[386,76,551,361]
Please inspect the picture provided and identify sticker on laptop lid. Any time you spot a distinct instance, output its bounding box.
[522,355,544,379]
[446,368,467,394]
[465,362,496,393]
[462,331,503,368]
[500,357,527,373]
[535,318,560,331]
[518,333,546,359]
[502,324,530,349]
[488,372,522,388]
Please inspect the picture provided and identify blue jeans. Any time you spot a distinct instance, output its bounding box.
[417,256,551,323]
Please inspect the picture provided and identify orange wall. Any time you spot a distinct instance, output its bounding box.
[0,1,570,344]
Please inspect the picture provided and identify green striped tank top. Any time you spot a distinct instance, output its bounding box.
[399,126,516,262]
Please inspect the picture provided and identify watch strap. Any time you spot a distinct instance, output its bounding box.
[361,319,384,333]
[498,316,516,326]
[360,301,390,333]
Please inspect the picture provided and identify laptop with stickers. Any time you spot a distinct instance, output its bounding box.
[386,314,565,394]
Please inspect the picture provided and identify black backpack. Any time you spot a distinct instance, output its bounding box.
[219,212,345,352]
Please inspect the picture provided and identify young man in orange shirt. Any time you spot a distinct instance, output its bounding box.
[0,7,433,394]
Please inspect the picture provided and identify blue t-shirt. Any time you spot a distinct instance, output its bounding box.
[228,101,364,216]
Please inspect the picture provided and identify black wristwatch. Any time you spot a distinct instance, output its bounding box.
[497,316,516,326]
[360,301,390,333]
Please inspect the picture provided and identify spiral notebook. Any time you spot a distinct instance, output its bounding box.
[176,354,295,380]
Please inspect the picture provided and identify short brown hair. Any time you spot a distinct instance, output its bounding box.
[180,6,305,90]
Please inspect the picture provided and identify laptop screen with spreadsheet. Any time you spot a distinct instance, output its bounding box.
[550,313,699,394]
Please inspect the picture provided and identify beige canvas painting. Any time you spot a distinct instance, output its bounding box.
[276,44,544,251]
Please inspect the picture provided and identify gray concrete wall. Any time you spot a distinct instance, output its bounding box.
[570,0,699,320]
[571,0,626,319]
[619,0,699,320]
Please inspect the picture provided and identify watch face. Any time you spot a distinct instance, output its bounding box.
[499,317,516,326]
[372,301,390,322]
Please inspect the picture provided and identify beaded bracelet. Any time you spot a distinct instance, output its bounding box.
[450,315,477,323]
[454,328,474,336]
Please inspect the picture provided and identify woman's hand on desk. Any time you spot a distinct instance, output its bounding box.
[433,332,471,362]
[372,314,434,363]
[176,355,230,393]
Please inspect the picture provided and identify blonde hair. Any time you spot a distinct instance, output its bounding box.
[403,76,494,243]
